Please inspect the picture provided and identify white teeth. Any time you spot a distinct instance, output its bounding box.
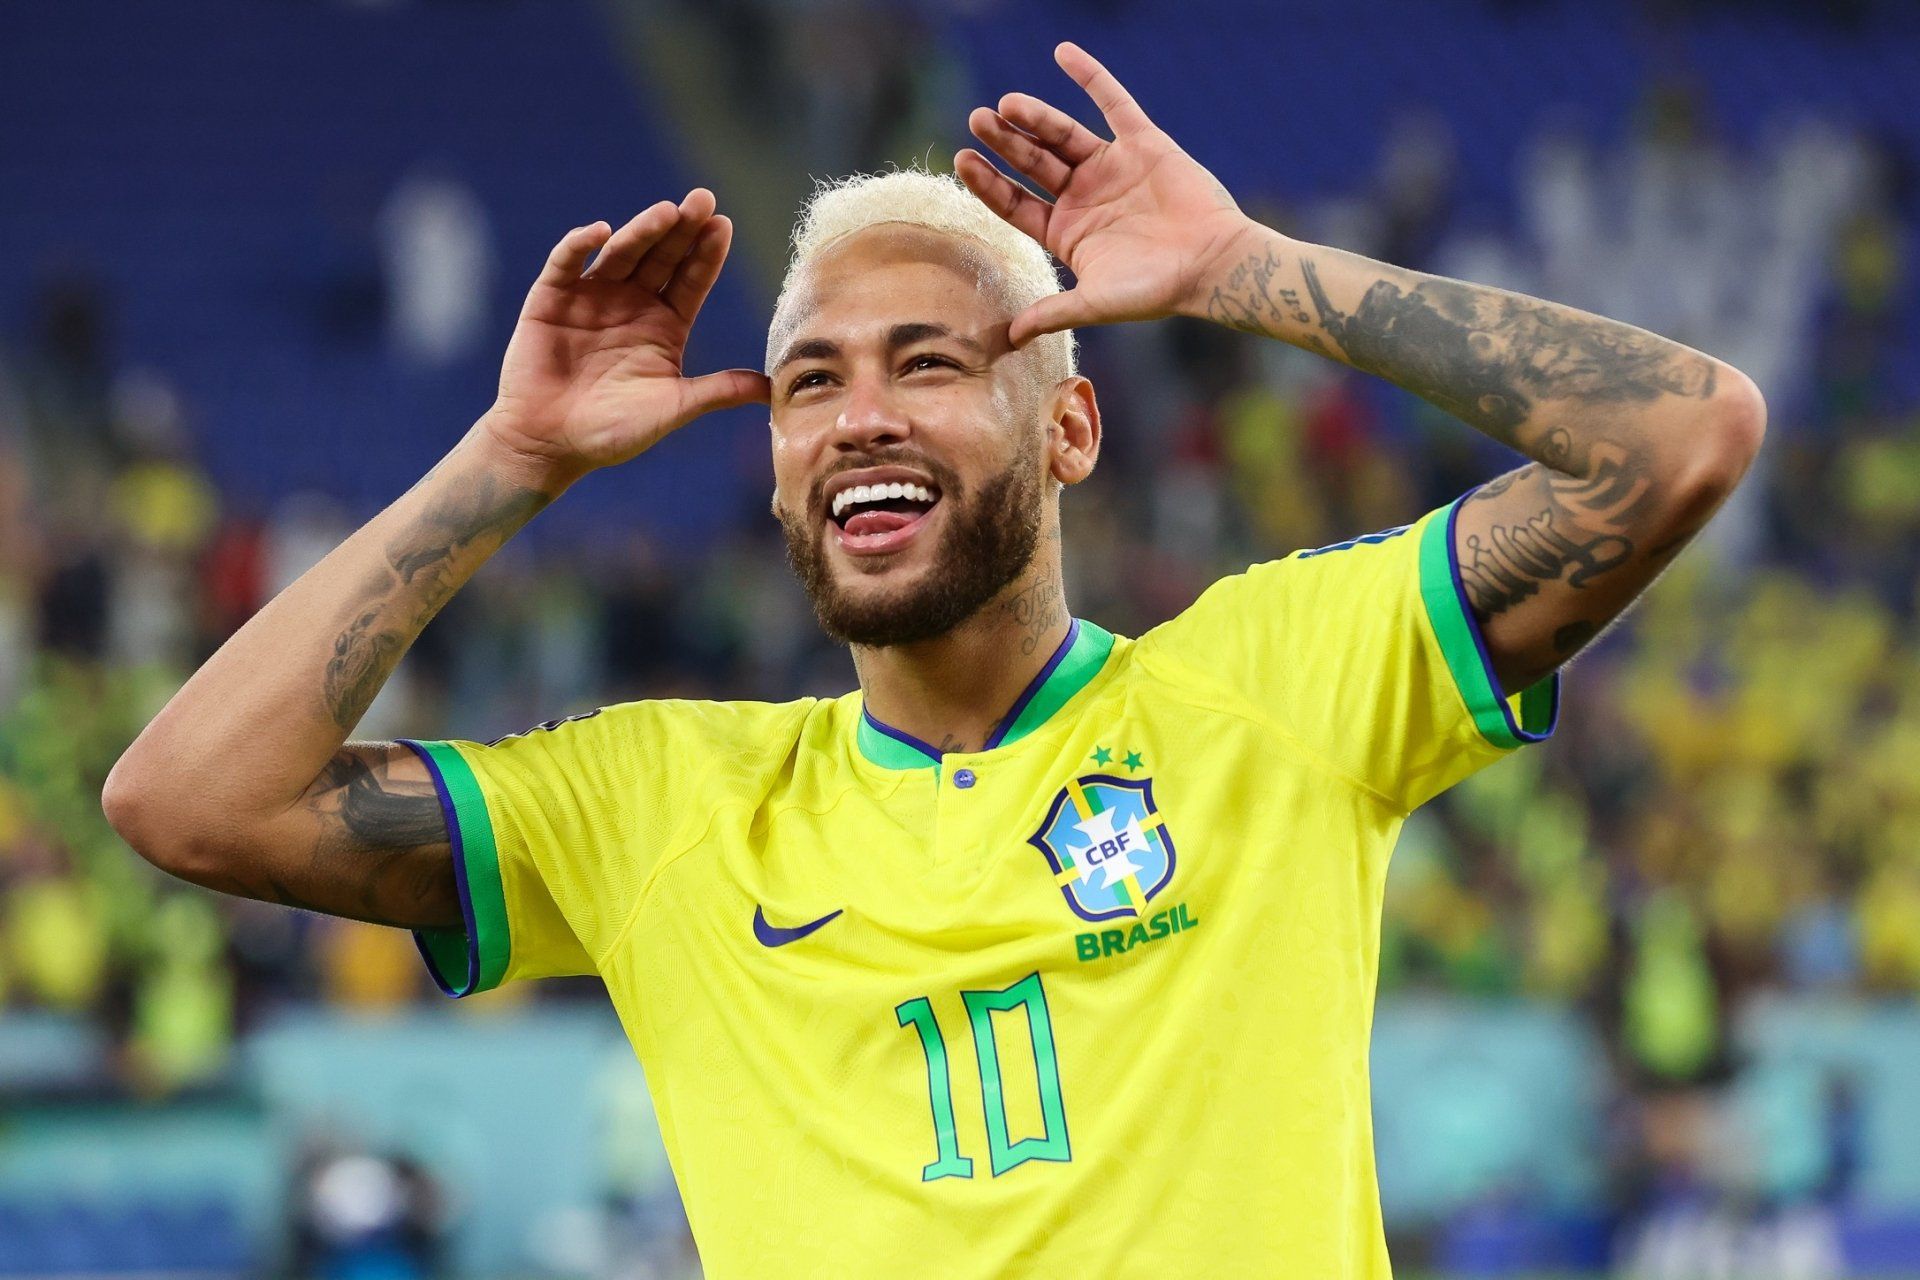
[831,480,939,519]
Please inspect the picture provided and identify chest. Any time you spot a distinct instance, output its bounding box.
[614,707,1394,1051]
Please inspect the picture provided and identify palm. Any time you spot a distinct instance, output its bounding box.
[956,43,1249,345]
[490,191,768,472]
[1047,147,1242,321]
[501,277,695,461]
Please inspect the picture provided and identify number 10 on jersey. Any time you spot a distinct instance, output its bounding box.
[894,972,1071,1180]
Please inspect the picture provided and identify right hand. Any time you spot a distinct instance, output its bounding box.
[484,189,770,484]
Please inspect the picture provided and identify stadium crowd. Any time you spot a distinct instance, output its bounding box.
[2,69,1916,1272]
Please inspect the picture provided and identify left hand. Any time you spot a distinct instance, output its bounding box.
[957,42,1254,347]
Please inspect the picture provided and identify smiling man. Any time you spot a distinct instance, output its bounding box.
[104,43,1763,1279]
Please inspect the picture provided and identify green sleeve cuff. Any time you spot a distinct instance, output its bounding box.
[401,739,511,997]
[1417,497,1560,750]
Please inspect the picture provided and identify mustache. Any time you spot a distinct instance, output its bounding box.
[804,449,965,517]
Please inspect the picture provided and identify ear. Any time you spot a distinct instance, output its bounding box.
[1046,376,1101,486]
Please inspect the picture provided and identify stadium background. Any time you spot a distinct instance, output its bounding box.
[3,0,1919,1275]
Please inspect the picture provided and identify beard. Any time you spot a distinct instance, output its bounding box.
[777,436,1046,648]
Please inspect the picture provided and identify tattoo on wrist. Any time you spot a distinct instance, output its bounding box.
[1203,244,1299,334]
[1202,244,1333,355]
[321,474,548,729]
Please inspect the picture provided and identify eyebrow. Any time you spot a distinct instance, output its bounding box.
[773,322,986,374]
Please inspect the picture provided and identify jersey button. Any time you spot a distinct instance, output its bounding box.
[952,768,977,790]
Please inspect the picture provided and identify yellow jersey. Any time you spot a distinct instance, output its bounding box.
[402,497,1556,1278]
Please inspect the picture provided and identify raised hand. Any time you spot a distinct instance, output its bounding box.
[956,43,1253,347]
[485,189,771,482]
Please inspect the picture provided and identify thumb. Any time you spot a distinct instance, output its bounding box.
[1009,289,1099,349]
[678,369,772,422]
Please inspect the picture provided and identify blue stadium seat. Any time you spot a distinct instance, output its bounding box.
[1840,1210,1920,1274]
[1436,1202,1566,1275]
[42,1198,117,1271]
[170,1197,251,1270]
[0,1200,48,1274]
[1435,1202,1613,1275]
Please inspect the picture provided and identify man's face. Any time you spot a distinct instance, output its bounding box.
[768,225,1054,647]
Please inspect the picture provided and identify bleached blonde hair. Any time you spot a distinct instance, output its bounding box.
[766,169,1077,393]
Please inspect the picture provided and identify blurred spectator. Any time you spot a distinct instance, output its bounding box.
[291,1144,449,1280]
[378,166,495,368]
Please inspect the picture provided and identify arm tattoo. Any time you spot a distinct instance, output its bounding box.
[1204,243,1296,334]
[1460,439,1658,618]
[1274,253,1702,624]
[1204,237,1745,684]
[314,750,448,847]
[265,747,456,929]
[322,473,548,728]
[1204,245,1334,356]
[1297,260,1717,448]
[1458,504,1634,615]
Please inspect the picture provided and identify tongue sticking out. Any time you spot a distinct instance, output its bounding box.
[843,509,918,537]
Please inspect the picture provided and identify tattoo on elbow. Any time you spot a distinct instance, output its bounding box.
[1460,511,1635,616]
[311,752,448,848]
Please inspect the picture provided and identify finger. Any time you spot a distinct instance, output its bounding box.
[1009,289,1098,348]
[954,149,1052,245]
[969,108,1073,195]
[1054,41,1153,136]
[995,92,1104,164]
[633,188,719,293]
[536,222,613,287]
[661,215,734,323]
[679,368,772,420]
[583,200,680,281]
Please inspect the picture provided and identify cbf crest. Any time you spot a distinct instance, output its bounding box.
[1028,773,1178,922]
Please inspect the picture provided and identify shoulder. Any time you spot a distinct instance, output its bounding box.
[462,696,827,784]
[1129,508,1455,713]
[1144,510,1442,646]
[524,695,826,756]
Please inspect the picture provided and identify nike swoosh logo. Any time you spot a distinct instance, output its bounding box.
[752,905,844,948]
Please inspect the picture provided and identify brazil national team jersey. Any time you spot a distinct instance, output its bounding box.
[401,496,1557,1279]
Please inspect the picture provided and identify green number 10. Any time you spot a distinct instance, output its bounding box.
[894,971,1071,1180]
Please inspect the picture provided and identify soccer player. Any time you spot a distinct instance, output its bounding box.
[105,43,1763,1278]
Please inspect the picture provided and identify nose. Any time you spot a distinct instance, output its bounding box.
[831,370,910,452]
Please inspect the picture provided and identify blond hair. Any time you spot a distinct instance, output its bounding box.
[766,169,1077,389]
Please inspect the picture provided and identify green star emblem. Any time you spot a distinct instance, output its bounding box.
[1123,751,1145,772]
[1090,746,1113,766]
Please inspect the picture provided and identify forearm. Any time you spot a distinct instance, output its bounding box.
[104,415,567,922]
[1194,223,1758,495]
[1194,222,1764,688]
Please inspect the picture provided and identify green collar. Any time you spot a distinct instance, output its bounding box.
[856,619,1115,770]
